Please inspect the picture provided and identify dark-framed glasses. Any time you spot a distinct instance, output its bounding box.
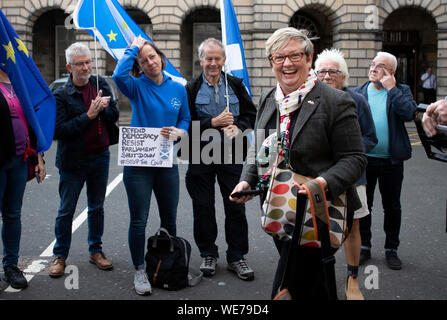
[269,52,305,64]
[316,69,342,76]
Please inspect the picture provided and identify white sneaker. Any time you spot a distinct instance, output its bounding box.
[228,259,254,281]
[134,269,152,296]
[200,256,217,277]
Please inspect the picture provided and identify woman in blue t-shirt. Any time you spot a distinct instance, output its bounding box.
[113,36,190,296]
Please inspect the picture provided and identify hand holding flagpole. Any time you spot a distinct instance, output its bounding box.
[220,0,252,97]
[220,0,251,142]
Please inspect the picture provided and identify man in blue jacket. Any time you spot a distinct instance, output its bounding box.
[49,43,119,277]
[353,52,417,270]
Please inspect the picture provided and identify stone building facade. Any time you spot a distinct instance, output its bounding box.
[1,0,446,104]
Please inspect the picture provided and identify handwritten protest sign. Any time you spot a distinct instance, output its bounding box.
[118,127,173,167]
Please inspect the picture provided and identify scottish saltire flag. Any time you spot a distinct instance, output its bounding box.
[220,0,252,96]
[73,0,186,85]
[0,9,55,153]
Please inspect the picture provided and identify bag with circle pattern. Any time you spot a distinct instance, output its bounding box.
[260,145,349,250]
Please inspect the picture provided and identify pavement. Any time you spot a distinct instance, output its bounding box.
[118,108,132,126]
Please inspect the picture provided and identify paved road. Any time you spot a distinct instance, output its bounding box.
[0,123,446,302]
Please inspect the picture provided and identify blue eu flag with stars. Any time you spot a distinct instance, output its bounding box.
[74,0,186,85]
[0,9,56,153]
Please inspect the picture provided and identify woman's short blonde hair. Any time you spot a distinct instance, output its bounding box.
[265,27,314,61]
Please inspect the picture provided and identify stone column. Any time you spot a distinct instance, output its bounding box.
[330,1,380,87]
[250,2,289,103]
[436,30,447,99]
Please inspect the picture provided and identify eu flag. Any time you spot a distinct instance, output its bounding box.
[0,9,56,153]
[73,0,186,85]
[220,0,252,97]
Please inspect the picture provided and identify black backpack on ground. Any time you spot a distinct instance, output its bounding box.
[145,228,192,290]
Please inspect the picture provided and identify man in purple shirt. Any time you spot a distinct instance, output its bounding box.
[49,43,119,278]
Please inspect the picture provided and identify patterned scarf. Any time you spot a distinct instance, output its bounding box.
[275,69,318,162]
[257,70,318,190]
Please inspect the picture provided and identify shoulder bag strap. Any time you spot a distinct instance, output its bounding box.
[274,194,307,300]
[316,218,338,300]
[302,180,338,300]
[309,181,338,300]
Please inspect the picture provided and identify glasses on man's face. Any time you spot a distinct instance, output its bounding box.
[316,69,341,77]
[369,62,389,72]
[72,60,92,67]
[269,52,305,64]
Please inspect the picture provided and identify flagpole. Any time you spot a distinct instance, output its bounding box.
[224,66,229,112]
[93,0,99,92]
[220,0,229,112]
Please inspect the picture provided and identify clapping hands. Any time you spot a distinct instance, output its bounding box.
[87,90,110,120]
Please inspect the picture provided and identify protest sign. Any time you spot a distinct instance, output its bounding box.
[118,127,173,167]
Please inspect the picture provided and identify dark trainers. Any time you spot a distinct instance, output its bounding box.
[228,259,254,281]
[4,265,28,289]
[385,250,402,270]
[359,248,371,265]
[200,256,217,277]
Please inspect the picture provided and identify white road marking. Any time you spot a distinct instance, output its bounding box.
[3,173,123,293]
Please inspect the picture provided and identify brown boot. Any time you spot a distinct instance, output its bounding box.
[89,252,113,270]
[345,275,365,300]
[49,257,66,277]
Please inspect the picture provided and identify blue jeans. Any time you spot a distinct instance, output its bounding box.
[53,150,110,259]
[0,156,28,267]
[123,165,179,269]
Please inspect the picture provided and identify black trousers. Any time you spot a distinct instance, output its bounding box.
[360,157,404,250]
[271,239,331,300]
[422,88,436,104]
[185,163,248,263]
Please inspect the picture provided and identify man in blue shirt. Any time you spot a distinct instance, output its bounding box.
[353,52,417,270]
[185,38,256,281]
[421,67,436,104]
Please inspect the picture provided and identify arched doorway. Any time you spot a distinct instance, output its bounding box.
[383,7,437,101]
[289,8,333,63]
[180,8,221,80]
[32,9,75,84]
[104,8,152,75]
